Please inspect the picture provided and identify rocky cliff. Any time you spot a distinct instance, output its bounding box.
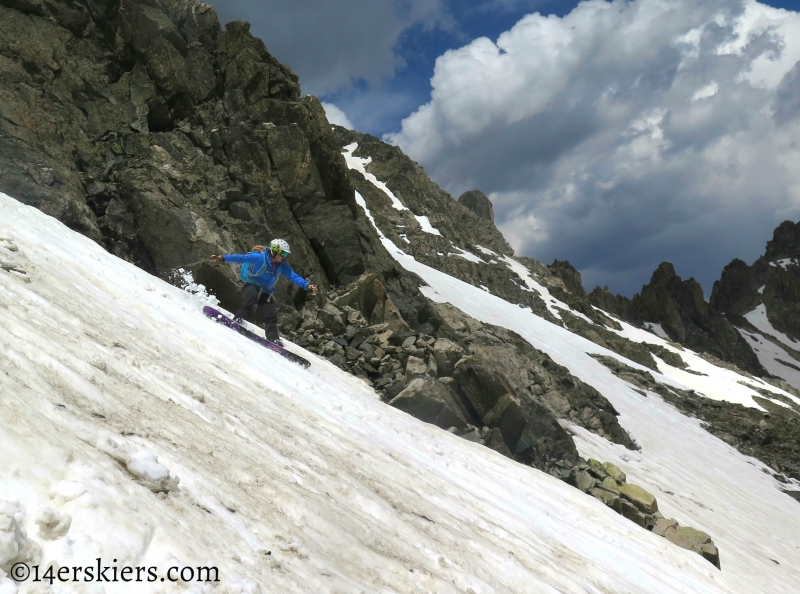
[632,262,763,374]
[712,220,800,341]
[589,221,800,381]
[0,0,374,312]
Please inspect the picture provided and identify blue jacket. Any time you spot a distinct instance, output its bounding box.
[222,252,309,293]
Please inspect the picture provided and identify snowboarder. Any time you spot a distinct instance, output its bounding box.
[209,239,318,346]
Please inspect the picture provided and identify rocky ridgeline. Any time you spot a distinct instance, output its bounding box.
[330,128,708,381]
[276,274,635,454]
[588,220,800,383]
[334,128,621,329]
[274,272,721,566]
[713,220,800,342]
[590,263,765,375]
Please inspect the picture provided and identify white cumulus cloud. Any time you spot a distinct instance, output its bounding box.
[388,0,800,296]
[322,103,355,129]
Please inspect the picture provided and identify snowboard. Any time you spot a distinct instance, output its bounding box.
[203,306,310,369]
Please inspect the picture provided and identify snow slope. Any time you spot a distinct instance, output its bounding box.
[2,176,799,591]
[344,147,800,593]
[0,195,748,593]
[739,326,800,390]
[743,304,800,351]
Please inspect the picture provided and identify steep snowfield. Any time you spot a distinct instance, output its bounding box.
[744,304,800,352]
[344,147,800,592]
[0,195,745,593]
[739,326,800,391]
[2,178,800,591]
[734,304,800,390]
[610,320,800,412]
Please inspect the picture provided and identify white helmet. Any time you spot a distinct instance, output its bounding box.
[268,238,290,256]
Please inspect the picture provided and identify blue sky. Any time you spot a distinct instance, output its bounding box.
[206,0,800,297]
[208,0,800,136]
[349,0,620,134]
[207,0,589,135]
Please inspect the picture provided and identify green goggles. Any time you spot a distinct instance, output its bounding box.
[270,248,288,258]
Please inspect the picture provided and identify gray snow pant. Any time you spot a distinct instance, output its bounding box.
[235,284,279,341]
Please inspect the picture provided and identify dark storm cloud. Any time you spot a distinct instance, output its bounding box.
[389,0,800,296]
[774,60,800,123]
[205,0,453,96]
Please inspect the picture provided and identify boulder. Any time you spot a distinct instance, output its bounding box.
[575,470,595,492]
[453,357,579,468]
[432,338,464,377]
[453,357,513,420]
[318,303,346,335]
[405,355,427,378]
[602,463,626,483]
[458,189,494,222]
[586,458,608,480]
[589,487,623,514]
[662,525,721,569]
[620,499,647,528]
[481,427,513,458]
[425,356,438,377]
[600,477,620,492]
[618,483,658,514]
[652,518,678,537]
[389,377,468,431]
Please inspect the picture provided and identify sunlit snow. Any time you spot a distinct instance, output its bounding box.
[769,258,797,270]
[342,143,408,212]
[474,245,497,256]
[414,215,442,236]
[0,192,750,592]
[739,327,800,392]
[344,150,800,592]
[644,322,669,340]
[744,303,800,350]
[610,320,800,411]
[448,245,484,263]
[498,255,566,320]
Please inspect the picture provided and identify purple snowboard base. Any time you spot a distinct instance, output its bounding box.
[203,306,310,368]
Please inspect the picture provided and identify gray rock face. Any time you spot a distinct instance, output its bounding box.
[712,220,800,344]
[588,219,800,395]
[432,338,464,377]
[389,377,468,432]
[451,356,582,469]
[279,272,634,473]
[590,262,765,375]
[431,303,637,450]
[548,260,587,300]
[0,0,369,311]
[458,190,494,222]
[333,128,623,330]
